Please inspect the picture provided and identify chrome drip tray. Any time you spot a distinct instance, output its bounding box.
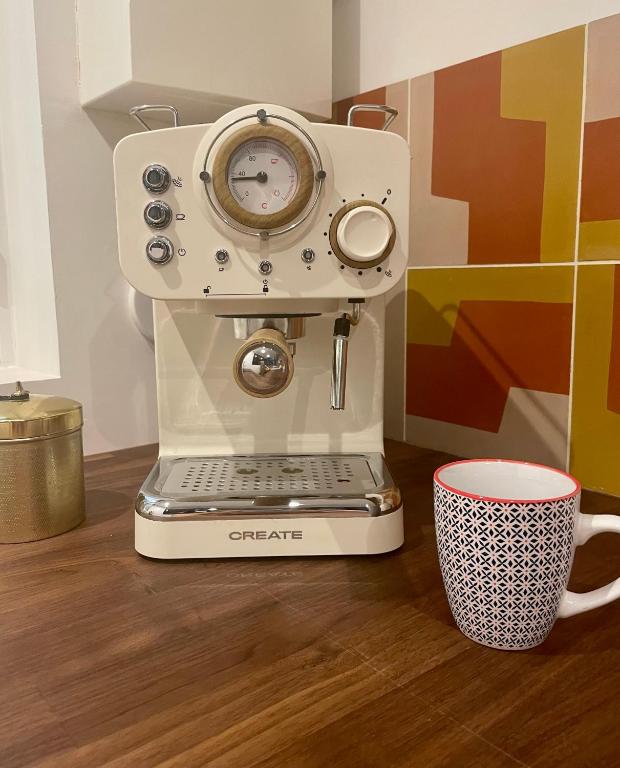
[137,453,401,520]
[162,455,376,496]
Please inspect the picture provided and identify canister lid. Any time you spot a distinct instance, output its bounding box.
[0,382,83,440]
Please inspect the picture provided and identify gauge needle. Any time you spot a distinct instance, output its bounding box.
[230,171,268,183]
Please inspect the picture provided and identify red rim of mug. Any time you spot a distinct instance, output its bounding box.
[434,459,581,504]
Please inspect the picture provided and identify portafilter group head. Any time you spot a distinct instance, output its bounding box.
[233,328,294,398]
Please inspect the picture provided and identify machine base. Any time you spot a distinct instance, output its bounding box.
[134,453,403,558]
[135,507,404,559]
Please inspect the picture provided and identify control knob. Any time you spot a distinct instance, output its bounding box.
[144,200,172,229]
[142,164,171,194]
[146,236,174,265]
[330,201,395,268]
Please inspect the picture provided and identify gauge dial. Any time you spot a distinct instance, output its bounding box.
[211,124,314,231]
[228,139,298,215]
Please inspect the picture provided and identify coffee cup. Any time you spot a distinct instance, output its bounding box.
[434,459,620,650]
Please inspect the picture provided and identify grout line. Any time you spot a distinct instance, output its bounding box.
[566,265,580,472]
[402,265,409,441]
[401,76,413,443]
[406,76,412,146]
[565,24,590,472]
[407,259,620,270]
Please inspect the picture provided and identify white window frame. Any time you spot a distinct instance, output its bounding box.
[0,0,59,385]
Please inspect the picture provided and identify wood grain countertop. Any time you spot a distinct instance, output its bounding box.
[1,440,619,767]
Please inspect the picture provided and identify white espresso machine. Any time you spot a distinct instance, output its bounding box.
[114,103,410,558]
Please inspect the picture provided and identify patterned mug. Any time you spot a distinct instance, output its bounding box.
[434,459,620,650]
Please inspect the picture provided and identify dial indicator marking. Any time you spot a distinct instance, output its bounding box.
[227,139,298,215]
[210,123,315,231]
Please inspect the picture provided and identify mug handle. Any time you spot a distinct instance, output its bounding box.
[558,513,620,618]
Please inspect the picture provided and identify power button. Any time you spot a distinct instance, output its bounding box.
[146,236,174,265]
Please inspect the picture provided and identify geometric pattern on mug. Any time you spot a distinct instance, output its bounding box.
[434,483,577,650]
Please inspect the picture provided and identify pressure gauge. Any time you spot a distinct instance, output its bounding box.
[228,139,298,215]
[211,124,315,231]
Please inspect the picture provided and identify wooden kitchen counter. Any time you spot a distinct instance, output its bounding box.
[1,441,619,767]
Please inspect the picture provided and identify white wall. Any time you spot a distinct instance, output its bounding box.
[23,0,158,455]
[333,0,620,100]
[77,0,332,123]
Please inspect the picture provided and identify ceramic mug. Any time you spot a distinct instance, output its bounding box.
[434,459,620,650]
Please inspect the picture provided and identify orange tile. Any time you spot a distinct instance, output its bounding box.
[406,266,573,468]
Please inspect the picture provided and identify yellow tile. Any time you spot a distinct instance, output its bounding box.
[501,27,584,263]
[407,266,574,346]
[578,220,620,261]
[570,264,620,494]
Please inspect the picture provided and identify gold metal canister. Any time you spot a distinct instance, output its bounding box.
[0,382,85,543]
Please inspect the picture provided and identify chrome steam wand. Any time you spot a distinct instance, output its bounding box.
[330,301,363,410]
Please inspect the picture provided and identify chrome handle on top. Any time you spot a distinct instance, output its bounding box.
[346,104,398,131]
[129,104,180,132]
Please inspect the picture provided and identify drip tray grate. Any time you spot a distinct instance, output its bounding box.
[160,455,378,498]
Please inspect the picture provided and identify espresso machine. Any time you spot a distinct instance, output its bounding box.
[114,103,410,558]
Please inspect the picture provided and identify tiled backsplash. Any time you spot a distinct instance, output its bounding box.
[334,16,620,496]
[406,266,573,470]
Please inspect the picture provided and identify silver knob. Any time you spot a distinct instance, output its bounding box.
[258,260,273,275]
[301,248,315,263]
[144,200,172,229]
[142,164,171,193]
[233,329,293,398]
[215,249,229,264]
[146,236,174,264]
